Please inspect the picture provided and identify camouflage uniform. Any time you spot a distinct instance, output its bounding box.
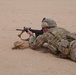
[29,18,76,62]
[68,33,76,61]
[70,40,76,62]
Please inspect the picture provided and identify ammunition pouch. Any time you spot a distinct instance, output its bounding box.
[58,39,70,58]
[47,37,59,54]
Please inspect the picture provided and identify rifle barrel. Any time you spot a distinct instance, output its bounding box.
[16,29,23,31]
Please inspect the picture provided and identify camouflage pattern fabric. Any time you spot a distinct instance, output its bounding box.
[29,27,70,54]
[69,40,76,62]
[66,33,76,41]
[58,39,70,58]
[29,33,48,49]
[29,26,76,61]
[42,18,57,28]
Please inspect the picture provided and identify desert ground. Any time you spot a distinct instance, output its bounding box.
[0,0,76,75]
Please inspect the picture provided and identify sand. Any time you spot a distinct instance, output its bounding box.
[0,0,76,75]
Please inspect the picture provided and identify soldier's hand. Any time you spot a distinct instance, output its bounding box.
[27,30,33,36]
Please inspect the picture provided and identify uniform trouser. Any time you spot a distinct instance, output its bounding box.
[69,40,76,62]
[56,39,76,62]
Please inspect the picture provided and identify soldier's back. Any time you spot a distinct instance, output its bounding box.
[49,27,70,39]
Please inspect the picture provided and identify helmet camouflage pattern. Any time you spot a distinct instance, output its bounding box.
[41,18,57,28]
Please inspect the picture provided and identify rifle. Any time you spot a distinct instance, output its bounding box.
[16,27,43,40]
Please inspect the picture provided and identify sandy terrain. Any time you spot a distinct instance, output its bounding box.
[0,0,76,75]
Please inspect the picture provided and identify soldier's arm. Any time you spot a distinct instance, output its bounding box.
[29,34,46,49]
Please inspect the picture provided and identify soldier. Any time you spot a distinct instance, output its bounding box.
[27,18,76,62]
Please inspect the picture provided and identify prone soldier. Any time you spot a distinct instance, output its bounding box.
[27,18,76,62]
[13,18,76,62]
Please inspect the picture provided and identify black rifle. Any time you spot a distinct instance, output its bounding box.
[16,27,43,37]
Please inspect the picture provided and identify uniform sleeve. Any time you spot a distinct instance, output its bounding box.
[29,34,46,49]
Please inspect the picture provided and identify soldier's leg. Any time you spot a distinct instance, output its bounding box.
[70,40,76,62]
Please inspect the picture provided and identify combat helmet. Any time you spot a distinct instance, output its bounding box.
[41,18,57,28]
